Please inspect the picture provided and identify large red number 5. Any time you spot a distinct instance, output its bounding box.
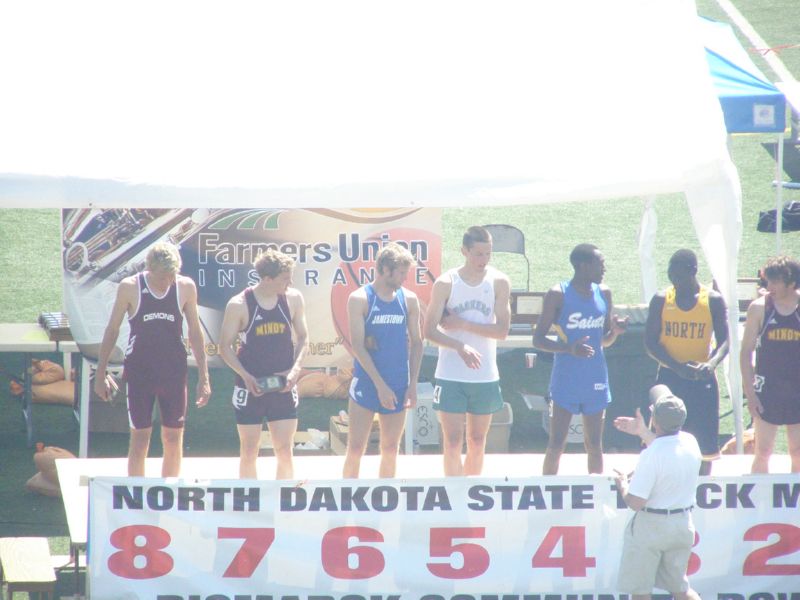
[108,525,173,579]
[531,526,596,577]
[427,527,490,579]
[321,527,385,579]
[743,523,800,576]
[218,528,276,578]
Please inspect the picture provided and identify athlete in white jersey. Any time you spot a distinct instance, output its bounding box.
[425,226,511,476]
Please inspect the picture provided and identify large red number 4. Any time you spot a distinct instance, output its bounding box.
[218,528,276,578]
[427,527,490,579]
[743,523,800,576]
[108,525,173,579]
[531,526,596,577]
[321,527,385,579]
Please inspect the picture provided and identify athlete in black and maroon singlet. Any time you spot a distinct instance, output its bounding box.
[220,248,308,480]
[124,272,189,428]
[754,295,800,425]
[232,287,297,424]
[741,255,800,474]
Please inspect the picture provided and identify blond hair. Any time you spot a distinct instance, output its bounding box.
[254,248,296,279]
[376,242,416,275]
[146,242,182,274]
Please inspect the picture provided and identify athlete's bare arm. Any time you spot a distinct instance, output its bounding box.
[740,297,765,419]
[179,276,211,407]
[219,292,261,396]
[94,276,137,401]
[600,286,627,348]
[405,290,424,408]
[696,292,730,378]
[423,275,481,369]
[439,275,511,340]
[348,288,397,410]
[283,288,308,391]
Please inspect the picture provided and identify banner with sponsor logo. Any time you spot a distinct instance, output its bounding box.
[62,208,441,368]
[88,476,800,600]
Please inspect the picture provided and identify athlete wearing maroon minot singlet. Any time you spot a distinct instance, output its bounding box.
[233,288,298,425]
[220,248,309,480]
[124,272,189,429]
[741,255,800,474]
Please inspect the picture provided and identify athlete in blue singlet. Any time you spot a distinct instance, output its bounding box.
[343,242,423,479]
[533,244,627,475]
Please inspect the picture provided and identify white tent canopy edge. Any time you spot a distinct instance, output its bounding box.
[0,0,745,448]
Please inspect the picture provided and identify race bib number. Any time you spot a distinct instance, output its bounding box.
[232,386,249,408]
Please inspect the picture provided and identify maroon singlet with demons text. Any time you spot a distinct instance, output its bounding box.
[124,273,188,429]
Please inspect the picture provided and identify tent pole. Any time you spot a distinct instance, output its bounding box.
[776,133,784,252]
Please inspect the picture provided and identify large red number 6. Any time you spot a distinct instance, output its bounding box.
[218,528,276,578]
[321,527,385,579]
[108,525,173,579]
[743,523,800,576]
[531,526,596,577]
[427,527,490,579]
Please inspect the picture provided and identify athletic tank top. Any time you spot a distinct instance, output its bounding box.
[125,273,187,373]
[237,287,294,376]
[659,285,714,363]
[755,295,800,392]
[435,267,499,383]
[550,281,610,401]
[354,284,410,389]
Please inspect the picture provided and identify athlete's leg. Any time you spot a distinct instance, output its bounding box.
[267,418,298,480]
[751,418,778,473]
[543,403,573,475]
[160,426,184,477]
[439,411,466,476]
[787,423,800,473]
[128,427,152,477]
[343,398,375,478]
[673,589,701,600]
[377,410,407,478]
[464,413,493,476]
[582,410,605,474]
[237,423,263,479]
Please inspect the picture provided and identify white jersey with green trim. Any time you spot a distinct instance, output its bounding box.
[434,267,499,383]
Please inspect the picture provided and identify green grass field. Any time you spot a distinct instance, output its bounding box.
[0,1,799,596]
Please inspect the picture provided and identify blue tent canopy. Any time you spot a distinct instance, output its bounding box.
[702,16,786,134]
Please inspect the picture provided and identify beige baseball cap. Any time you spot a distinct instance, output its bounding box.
[649,384,687,433]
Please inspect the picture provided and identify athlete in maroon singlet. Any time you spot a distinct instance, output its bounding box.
[124,271,189,429]
[741,255,800,473]
[220,248,308,480]
[95,243,211,477]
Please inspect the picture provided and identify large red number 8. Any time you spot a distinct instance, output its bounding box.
[108,525,174,579]
[321,526,385,579]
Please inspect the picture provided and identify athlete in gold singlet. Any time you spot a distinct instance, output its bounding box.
[644,249,729,475]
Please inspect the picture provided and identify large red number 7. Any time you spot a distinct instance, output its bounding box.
[427,527,490,579]
[218,528,276,578]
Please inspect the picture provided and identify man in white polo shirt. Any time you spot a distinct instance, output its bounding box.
[612,384,702,600]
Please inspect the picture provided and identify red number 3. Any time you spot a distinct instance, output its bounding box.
[108,525,174,579]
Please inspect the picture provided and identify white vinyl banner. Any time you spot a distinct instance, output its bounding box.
[88,476,800,600]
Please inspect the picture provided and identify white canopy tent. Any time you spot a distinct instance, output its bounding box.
[0,0,745,446]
